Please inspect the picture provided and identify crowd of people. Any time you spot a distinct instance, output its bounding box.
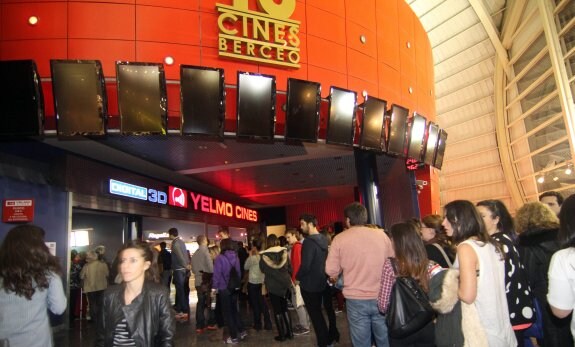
[1,191,575,346]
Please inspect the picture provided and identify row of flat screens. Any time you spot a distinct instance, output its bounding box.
[0,60,447,169]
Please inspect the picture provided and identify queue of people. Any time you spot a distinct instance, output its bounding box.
[2,192,575,347]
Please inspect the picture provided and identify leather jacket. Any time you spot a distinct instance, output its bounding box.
[96,281,175,347]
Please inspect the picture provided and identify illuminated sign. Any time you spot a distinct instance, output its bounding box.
[109,179,167,205]
[169,186,188,208]
[405,158,424,171]
[2,199,34,223]
[216,0,301,68]
[148,232,170,239]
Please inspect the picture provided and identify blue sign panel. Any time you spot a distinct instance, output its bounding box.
[109,179,147,200]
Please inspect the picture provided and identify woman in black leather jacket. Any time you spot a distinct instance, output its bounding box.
[96,240,175,347]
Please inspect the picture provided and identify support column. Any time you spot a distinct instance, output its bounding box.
[353,149,384,226]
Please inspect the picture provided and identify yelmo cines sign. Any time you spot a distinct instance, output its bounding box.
[216,0,301,68]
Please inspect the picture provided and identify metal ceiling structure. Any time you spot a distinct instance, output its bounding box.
[408,0,575,213]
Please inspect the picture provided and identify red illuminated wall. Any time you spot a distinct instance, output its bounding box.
[0,0,439,215]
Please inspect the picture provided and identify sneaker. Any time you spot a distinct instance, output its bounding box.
[196,328,205,334]
[334,308,342,314]
[175,313,189,321]
[239,331,248,340]
[293,326,310,336]
[207,325,218,331]
[223,337,239,344]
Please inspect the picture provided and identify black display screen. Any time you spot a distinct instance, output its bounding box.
[285,78,321,142]
[327,87,357,146]
[423,122,439,166]
[387,104,409,156]
[0,60,44,136]
[359,96,387,152]
[51,60,107,136]
[180,65,225,138]
[116,62,167,135]
[406,113,427,161]
[434,129,448,170]
[236,72,276,140]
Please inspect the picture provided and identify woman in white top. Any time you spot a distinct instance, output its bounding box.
[548,193,575,339]
[442,200,516,346]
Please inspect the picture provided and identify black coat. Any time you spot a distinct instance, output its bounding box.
[259,246,292,297]
[96,281,175,347]
[296,234,328,292]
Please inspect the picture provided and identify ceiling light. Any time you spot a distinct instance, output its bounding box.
[553,176,559,182]
[566,164,573,175]
[537,175,545,184]
[28,16,39,25]
[164,56,174,65]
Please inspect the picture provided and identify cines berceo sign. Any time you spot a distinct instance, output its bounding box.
[216,0,300,68]
[109,179,258,222]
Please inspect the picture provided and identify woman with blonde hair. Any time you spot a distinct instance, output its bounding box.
[516,202,573,346]
[0,225,67,347]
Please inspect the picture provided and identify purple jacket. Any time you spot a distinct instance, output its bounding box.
[212,250,241,291]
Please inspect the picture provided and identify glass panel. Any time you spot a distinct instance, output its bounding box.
[519,75,557,112]
[522,97,562,131]
[527,119,568,152]
[531,140,571,171]
[516,56,552,93]
[513,34,547,74]
[557,1,575,28]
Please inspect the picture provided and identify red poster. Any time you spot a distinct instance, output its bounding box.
[2,199,34,223]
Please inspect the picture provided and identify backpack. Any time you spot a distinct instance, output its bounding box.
[224,256,241,291]
[386,258,435,339]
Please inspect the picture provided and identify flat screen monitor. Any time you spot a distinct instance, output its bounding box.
[359,96,387,152]
[327,87,357,146]
[434,129,448,170]
[423,122,439,166]
[0,60,44,136]
[406,113,427,161]
[387,104,409,156]
[51,60,107,136]
[236,72,276,140]
[180,65,225,138]
[285,78,321,142]
[116,62,167,135]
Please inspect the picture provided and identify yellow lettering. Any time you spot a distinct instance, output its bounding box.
[247,42,255,56]
[288,50,300,64]
[288,26,300,47]
[260,45,272,59]
[219,37,228,51]
[274,24,286,44]
[242,16,248,38]
[257,0,296,19]
[253,18,270,41]
[277,47,284,60]
[217,13,238,35]
[231,0,249,11]
[233,40,242,54]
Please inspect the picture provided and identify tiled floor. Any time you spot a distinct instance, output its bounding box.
[54,290,352,346]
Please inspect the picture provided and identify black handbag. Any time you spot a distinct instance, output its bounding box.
[386,258,435,339]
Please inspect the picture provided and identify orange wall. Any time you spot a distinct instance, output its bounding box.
[0,0,438,214]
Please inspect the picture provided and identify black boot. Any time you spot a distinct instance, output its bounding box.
[274,314,286,341]
[282,312,294,340]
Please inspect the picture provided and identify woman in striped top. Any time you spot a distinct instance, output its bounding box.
[96,240,175,347]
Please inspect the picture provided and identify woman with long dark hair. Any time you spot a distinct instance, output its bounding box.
[377,222,435,346]
[548,194,575,340]
[260,234,293,342]
[476,199,534,345]
[419,215,455,268]
[443,200,516,346]
[0,224,67,347]
[96,240,174,347]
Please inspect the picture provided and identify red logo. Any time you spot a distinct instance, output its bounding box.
[168,186,188,208]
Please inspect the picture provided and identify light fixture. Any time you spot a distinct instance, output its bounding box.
[164,56,174,65]
[553,176,559,182]
[360,35,366,44]
[566,163,573,175]
[28,16,39,26]
[537,175,545,184]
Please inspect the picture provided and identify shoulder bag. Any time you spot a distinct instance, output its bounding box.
[386,258,435,339]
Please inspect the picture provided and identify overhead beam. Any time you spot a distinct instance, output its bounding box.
[469,0,513,80]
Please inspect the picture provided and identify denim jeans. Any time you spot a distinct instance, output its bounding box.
[161,270,172,290]
[195,286,216,329]
[219,289,244,339]
[346,298,389,347]
[173,269,189,314]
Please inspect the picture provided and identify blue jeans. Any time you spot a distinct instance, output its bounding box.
[346,298,389,347]
[173,270,189,314]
